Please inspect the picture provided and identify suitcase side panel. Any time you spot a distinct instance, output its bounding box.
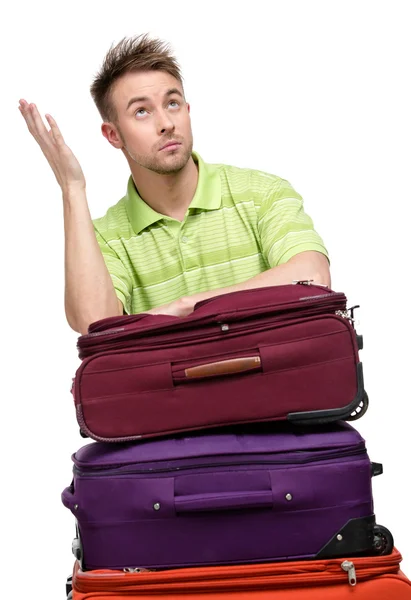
[69,451,374,570]
[75,316,361,440]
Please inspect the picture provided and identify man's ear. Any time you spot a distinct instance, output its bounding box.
[186,102,190,113]
[101,122,123,149]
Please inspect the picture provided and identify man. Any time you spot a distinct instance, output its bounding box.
[19,34,330,335]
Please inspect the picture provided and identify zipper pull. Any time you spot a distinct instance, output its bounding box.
[292,280,314,285]
[341,560,357,586]
[335,310,351,320]
[292,280,329,288]
[336,307,363,348]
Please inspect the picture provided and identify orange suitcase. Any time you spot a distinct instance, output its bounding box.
[67,548,411,599]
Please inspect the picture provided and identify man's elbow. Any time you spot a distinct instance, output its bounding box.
[288,251,331,288]
[65,303,123,336]
[313,268,331,288]
[66,312,91,336]
[314,254,331,288]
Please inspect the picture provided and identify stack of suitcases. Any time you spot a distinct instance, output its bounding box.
[62,283,411,599]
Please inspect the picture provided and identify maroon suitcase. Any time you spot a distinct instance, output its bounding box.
[72,283,367,442]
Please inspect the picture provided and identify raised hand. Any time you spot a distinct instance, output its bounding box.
[18,99,86,192]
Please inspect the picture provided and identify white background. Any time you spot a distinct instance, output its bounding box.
[2,0,410,596]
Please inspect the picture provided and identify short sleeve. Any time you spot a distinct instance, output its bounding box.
[257,178,329,267]
[94,228,132,314]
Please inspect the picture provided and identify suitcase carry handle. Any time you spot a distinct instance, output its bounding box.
[61,484,77,511]
[183,356,261,379]
[175,489,273,513]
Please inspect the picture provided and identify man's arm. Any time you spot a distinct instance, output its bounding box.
[149,174,330,318]
[63,185,124,333]
[147,251,330,317]
[19,100,122,334]
[186,250,330,302]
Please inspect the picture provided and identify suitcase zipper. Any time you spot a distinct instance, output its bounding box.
[73,446,367,477]
[78,305,350,359]
[73,550,401,592]
[341,560,357,585]
[78,292,347,355]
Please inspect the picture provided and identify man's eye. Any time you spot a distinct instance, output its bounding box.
[169,101,179,108]
[135,108,147,117]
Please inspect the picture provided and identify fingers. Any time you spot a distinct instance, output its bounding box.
[29,103,53,140]
[19,100,38,137]
[19,100,38,133]
[18,100,57,146]
[45,113,65,146]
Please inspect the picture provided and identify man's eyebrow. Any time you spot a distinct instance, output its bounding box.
[126,95,149,110]
[165,88,183,98]
[126,88,183,111]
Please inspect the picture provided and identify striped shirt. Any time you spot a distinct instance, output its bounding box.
[93,152,328,314]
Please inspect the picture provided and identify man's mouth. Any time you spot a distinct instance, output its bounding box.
[159,140,182,151]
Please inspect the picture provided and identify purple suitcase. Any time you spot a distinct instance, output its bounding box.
[62,422,393,571]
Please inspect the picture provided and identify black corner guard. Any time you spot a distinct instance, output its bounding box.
[287,362,368,425]
[66,576,73,597]
[372,462,383,477]
[315,515,394,559]
[72,521,86,571]
[316,515,376,559]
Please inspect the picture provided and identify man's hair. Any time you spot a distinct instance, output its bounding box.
[90,34,183,122]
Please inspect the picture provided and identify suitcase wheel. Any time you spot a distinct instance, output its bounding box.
[372,523,394,555]
[346,391,369,421]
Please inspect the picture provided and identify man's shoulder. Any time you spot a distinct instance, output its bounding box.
[209,159,280,180]
[207,158,296,201]
[92,196,132,242]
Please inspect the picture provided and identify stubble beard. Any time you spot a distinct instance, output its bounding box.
[119,128,193,175]
[138,142,193,175]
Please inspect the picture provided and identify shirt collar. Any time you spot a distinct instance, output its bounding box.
[124,151,221,235]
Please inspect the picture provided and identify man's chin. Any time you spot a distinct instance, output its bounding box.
[151,152,191,175]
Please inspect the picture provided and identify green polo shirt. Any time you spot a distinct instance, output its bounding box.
[93,152,328,314]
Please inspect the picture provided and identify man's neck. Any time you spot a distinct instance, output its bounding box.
[129,157,199,222]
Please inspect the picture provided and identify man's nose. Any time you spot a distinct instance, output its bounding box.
[157,109,175,135]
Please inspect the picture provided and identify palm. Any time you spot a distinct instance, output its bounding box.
[19,99,86,190]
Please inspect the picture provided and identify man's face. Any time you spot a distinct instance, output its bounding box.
[109,70,193,175]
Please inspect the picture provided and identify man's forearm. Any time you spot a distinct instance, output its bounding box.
[63,186,121,334]
[183,251,331,309]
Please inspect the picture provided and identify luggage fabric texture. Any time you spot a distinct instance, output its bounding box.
[61,422,393,571]
[72,284,367,442]
[66,548,411,599]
